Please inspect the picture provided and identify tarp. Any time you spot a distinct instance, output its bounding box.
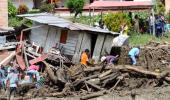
[112,35,129,47]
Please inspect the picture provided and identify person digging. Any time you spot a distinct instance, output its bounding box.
[128,46,140,65]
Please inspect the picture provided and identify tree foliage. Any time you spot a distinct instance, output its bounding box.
[155,0,165,14]
[8,0,17,17]
[103,12,131,32]
[66,0,85,18]
[40,3,55,12]
[166,11,170,23]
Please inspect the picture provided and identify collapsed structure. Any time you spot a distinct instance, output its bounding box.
[17,13,119,63]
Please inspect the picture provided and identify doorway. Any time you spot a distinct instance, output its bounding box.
[91,34,98,56]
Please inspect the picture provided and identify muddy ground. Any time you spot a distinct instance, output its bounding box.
[31,86,170,100]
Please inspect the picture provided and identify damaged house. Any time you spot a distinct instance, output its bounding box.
[18,13,119,63]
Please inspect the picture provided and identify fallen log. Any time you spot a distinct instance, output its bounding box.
[85,65,170,81]
[45,92,64,97]
[85,81,103,90]
[73,74,99,87]
[80,90,106,100]
[42,61,58,84]
[109,76,124,92]
[102,72,120,87]
[99,69,113,78]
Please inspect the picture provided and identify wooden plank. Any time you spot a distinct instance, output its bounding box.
[85,81,103,90]
[80,91,106,100]
[16,54,26,70]
[29,54,48,65]
[0,45,16,50]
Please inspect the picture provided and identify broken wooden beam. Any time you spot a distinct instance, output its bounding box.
[73,74,99,87]
[85,81,103,90]
[29,54,48,65]
[80,90,106,100]
[42,61,58,84]
[16,54,26,70]
[99,69,113,78]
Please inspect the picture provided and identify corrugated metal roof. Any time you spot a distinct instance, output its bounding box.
[18,13,119,35]
[0,27,14,33]
[89,1,153,8]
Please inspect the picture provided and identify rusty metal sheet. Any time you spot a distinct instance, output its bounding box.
[16,54,26,70]
[29,54,48,65]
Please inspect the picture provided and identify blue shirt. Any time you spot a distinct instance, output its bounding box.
[6,73,19,87]
[128,48,140,57]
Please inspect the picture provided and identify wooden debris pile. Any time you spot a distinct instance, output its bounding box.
[19,63,170,99]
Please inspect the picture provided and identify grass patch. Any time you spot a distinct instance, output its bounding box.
[129,33,170,46]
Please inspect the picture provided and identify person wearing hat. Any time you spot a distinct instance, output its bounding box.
[128,46,140,65]
[6,68,19,99]
[80,49,90,66]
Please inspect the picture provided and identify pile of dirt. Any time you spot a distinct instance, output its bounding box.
[118,42,170,71]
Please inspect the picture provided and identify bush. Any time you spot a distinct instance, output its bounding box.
[66,0,85,18]
[28,9,41,14]
[103,12,131,32]
[166,11,170,23]
[8,0,17,17]
[17,4,29,14]
[155,0,165,14]
[40,3,55,12]
[9,17,23,27]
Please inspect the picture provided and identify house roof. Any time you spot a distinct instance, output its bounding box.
[17,13,119,35]
[88,1,153,10]
[0,27,14,33]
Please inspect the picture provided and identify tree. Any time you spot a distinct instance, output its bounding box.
[155,0,165,14]
[103,12,131,32]
[66,0,85,18]
[8,0,17,17]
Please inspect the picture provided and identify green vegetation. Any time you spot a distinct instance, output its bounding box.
[28,9,40,14]
[40,3,55,12]
[71,15,101,25]
[166,11,170,23]
[66,0,85,18]
[129,33,170,46]
[8,0,32,27]
[8,0,17,17]
[103,12,131,32]
[154,0,165,14]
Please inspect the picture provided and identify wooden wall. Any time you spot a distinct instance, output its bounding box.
[30,22,117,63]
